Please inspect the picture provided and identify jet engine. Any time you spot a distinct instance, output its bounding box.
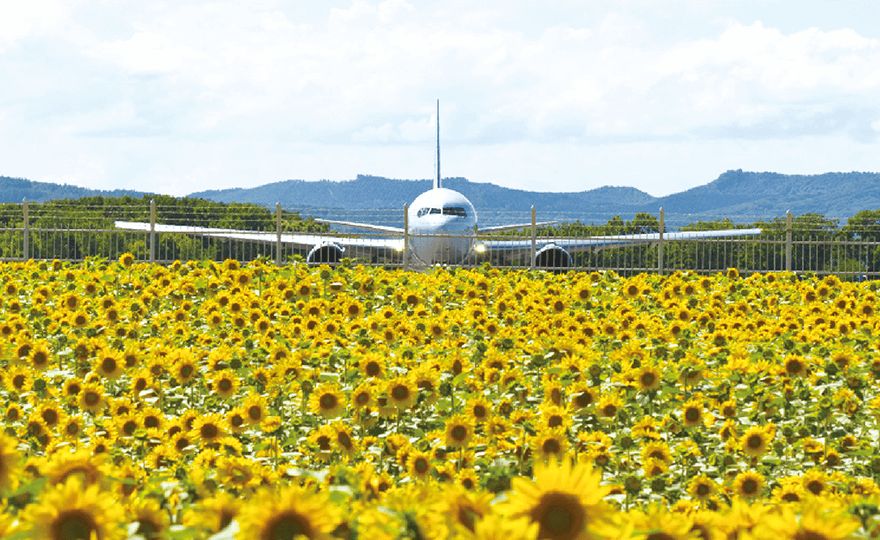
[307,242,344,265]
[534,243,573,269]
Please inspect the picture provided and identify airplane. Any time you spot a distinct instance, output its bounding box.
[114,101,762,269]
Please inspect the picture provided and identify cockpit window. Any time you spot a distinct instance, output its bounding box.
[417,207,467,218]
[442,207,467,217]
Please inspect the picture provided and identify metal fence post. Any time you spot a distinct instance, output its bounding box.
[530,205,536,270]
[403,203,409,271]
[276,202,282,267]
[22,199,29,261]
[150,199,156,264]
[658,207,665,275]
[785,210,792,273]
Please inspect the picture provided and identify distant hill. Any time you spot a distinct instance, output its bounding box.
[189,175,656,214]
[5,171,880,224]
[0,176,148,202]
[655,170,880,219]
[189,171,880,223]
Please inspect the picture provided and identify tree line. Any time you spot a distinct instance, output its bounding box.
[0,195,329,262]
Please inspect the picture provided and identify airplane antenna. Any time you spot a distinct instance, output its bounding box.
[435,99,441,190]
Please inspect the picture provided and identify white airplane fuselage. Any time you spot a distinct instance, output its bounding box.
[407,187,478,265]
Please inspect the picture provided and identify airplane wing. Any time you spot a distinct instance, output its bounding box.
[477,221,557,233]
[479,228,763,253]
[113,221,404,252]
[314,218,405,234]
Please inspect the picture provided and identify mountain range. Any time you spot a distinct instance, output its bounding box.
[3,170,880,224]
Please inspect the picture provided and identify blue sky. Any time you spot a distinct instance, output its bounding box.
[2,0,879,197]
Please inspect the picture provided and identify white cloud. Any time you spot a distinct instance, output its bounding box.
[3,1,880,197]
[94,32,205,74]
[0,1,65,49]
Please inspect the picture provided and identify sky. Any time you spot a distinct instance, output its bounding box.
[1,1,879,198]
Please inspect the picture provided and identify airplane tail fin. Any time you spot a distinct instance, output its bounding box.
[434,99,441,190]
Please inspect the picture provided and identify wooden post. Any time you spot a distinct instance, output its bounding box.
[658,207,665,275]
[403,203,409,271]
[530,205,536,270]
[22,199,29,261]
[786,210,792,273]
[276,202,282,266]
[150,199,156,264]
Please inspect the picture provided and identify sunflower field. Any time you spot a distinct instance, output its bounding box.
[2,256,880,540]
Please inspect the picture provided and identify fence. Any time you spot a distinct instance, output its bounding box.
[1,200,879,278]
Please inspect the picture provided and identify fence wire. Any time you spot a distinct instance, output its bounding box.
[1,202,878,277]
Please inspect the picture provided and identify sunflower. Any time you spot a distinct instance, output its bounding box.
[569,384,597,411]
[783,355,808,378]
[595,393,624,420]
[237,484,342,540]
[0,433,22,493]
[20,477,125,540]
[532,428,569,464]
[740,425,773,459]
[802,469,829,496]
[242,394,268,426]
[172,351,200,385]
[502,459,614,540]
[330,422,359,459]
[359,353,387,379]
[182,491,241,535]
[687,474,718,502]
[753,501,859,540]
[631,504,699,540]
[386,376,418,411]
[641,441,673,465]
[408,449,434,481]
[445,414,475,449]
[309,384,347,419]
[732,470,765,500]
[78,382,106,415]
[29,343,53,370]
[635,365,663,392]
[212,371,240,399]
[681,398,703,427]
[193,413,226,445]
[94,350,125,381]
[350,382,374,411]
[129,497,169,539]
[444,487,494,534]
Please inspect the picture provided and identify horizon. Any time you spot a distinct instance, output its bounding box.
[2,1,879,198]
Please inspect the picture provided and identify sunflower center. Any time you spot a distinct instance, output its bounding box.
[337,432,353,450]
[696,483,710,496]
[574,393,593,407]
[742,479,759,494]
[685,409,700,423]
[543,439,561,454]
[794,531,830,540]
[391,385,409,401]
[647,534,676,540]
[640,373,656,387]
[533,492,584,540]
[320,394,339,410]
[53,509,97,540]
[265,510,313,540]
[414,457,430,474]
[451,425,467,441]
[248,406,263,421]
[747,434,764,449]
